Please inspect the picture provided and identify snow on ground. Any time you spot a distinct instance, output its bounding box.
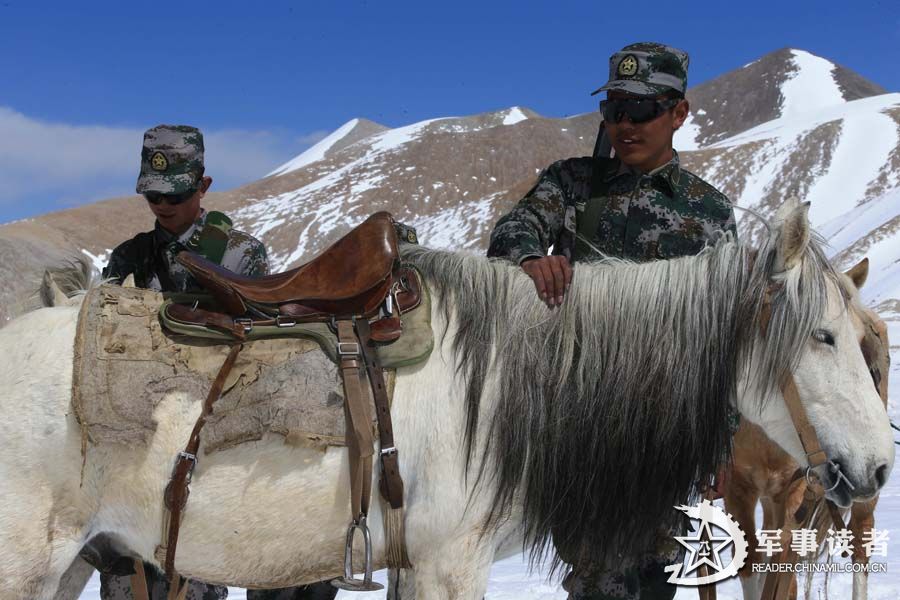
[779,49,845,119]
[267,119,362,177]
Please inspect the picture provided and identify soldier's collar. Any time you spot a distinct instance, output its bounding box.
[648,151,680,195]
[604,158,632,182]
[178,209,208,245]
[154,209,207,245]
[603,152,680,194]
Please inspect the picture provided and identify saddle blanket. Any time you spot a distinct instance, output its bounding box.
[72,283,431,453]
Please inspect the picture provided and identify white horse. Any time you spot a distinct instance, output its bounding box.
[2,199,894,599]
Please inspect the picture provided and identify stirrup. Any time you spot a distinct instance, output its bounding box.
[331,515,384,592]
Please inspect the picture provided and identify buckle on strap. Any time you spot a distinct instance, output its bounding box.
[233,318,253,333]
[380,446,398,457]
[338,342,360,356]
[331,515,384,592]
[275,315,296,328]
[173,451,198,483]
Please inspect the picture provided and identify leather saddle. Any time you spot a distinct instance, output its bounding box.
[159,211,413,589]
[177,211,400,321]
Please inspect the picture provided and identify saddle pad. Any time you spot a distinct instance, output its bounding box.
[158,267,433,369]
[71,285,421,454]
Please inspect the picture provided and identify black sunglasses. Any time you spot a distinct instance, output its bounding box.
[144,189,197,205]
[599,97,681,124]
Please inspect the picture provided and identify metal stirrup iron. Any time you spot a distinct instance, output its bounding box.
[332,515,383,591]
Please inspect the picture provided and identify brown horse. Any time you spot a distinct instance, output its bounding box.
[723,258,890,600]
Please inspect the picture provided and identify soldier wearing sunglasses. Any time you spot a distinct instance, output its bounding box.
[489,42,736,309]
[102,125,269,292]
[488,43,737,600]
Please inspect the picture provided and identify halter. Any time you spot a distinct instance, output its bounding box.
[754,256,865,600]
[757,276,855,497]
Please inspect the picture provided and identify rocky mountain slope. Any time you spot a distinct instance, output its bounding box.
[2,48,898,328]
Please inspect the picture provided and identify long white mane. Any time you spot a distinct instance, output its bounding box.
[401,227,839,570]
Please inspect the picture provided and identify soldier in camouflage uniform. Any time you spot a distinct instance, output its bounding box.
[103,125,268,290]
[488,43,736,599]
[97,125,336,600]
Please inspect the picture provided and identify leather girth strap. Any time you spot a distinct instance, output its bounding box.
[356,318,404,509]
[357,317,411,568]
[337,319,376,522]
[342,317,411,568]
[160,343,243,582]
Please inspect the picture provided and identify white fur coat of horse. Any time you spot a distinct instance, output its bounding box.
[1,200,894,599]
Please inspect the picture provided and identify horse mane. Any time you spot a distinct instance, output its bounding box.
[400,228,839,572]
[38,257,100,307]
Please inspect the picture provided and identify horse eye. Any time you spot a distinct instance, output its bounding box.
[813,329,835,346]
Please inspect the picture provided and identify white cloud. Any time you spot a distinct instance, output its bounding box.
[0,107,328,218]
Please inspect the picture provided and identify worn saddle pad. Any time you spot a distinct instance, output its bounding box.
[72,283,432,453]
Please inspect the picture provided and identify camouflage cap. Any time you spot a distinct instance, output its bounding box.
[136,125,205,194]
[591,42,689,97]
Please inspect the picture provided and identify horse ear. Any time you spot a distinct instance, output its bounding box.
[774,201,810,273]
[774,196,802,223]
[844,257,869,290]
[41,270,70,307]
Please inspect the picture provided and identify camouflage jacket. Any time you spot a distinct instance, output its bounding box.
[103,209,269,292]
[487,151,736,264]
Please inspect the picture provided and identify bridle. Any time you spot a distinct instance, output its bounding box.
[755,260,855,497]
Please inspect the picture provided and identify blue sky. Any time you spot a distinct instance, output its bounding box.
[1,0,897,223]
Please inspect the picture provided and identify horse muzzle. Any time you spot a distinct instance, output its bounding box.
[819,458,890,507]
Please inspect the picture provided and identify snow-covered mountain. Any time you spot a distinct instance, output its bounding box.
[1,48,898,328]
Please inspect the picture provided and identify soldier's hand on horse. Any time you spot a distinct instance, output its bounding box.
[521,255,572,307]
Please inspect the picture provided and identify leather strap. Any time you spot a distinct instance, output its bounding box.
[758,283,828,469]
[825,499,846,532]
[162,343,242,580]
[130,559,149,600]
[696,525,717,600]
[762,476,811,600]
[356,318,405,509]
[780,373,827,469]
[757,279,832,600]
[337,319,375,520]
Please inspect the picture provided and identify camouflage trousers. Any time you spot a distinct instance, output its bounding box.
[99,567,227,600]
[100,565,337,600]
[562,528,684,600]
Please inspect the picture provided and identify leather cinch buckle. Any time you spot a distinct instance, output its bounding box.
[337,342,360,356]
[173,451,198,484]
[331,515,384,592]
[233,318,253,333]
